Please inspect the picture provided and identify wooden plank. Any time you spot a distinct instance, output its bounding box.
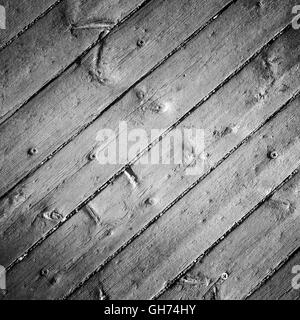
[0,0,297,268]
[159,171,300,300]
[2,27,300,299]
[69,96,300,300]
[0,0,293,199]
[249,250,300,300]
[0,0,58,49]
[0,0,238,267]
[0,0,145,123]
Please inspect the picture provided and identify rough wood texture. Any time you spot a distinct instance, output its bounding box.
[2,40,299,298]
[0,0,58,49]
[159,171,300,300]
[0,0,234,263]
[0,0,297,272]
[71,96,300,300]
[249,250,300,300]
[0,0,145,123]
[1,0,290,199]
[1,0,299,301]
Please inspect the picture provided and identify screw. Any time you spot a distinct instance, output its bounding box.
[89,152,96,161]
[137,39,145,48]
[28,147,38,156]
[221,272,229,281]
[40,268,49,277]
[269,150,279,159]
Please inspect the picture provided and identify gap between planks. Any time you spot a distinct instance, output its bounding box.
[0,0,240,264]
[0,0,63,51]
[0,0,236,192]
[246,245,300,300]
[154,168,300,300]
[1,0,242,270]
[68,94,300,300]
[65,90,300,300]
[3,24,298,298]
[1,0,298,300]
[0,0,153,125]
[3,17,294,273]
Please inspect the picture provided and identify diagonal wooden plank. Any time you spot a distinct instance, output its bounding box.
[0,0,60,49]
[159,170,300,300]
[2,0,289,200]
[0,0,146,123]
[0,0,236,260]
[248,249,300,300]
[0,0,297,269]
[2,27,300,299]
[69,96,300,300]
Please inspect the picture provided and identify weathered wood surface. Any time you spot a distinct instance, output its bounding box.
[0,0,299,276]
[0,0,299,301]
[0,0,296,270]
[159,170,300,300]
[2,26,300,299]
[0,0,59,49]
[0,0,145,123]
[0,0,293,200]
[70,95,300,300]
[249,250,300,300]
[0,0,236,263]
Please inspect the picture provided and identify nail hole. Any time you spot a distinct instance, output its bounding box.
[28,148,38,156]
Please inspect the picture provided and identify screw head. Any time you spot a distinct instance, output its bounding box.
[137,39,145,48]
[221,272,229,281]
[269,150,279,159]
[89,152,96,161]
[40,268,49,277]
[28,147,38,156]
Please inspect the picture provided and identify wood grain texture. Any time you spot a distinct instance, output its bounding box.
[0,0,145,123]
[0,0,297,271]
[0,0,58,49]
[2,28,300,299]
[1,0,289,199]
[249,250,300,300]
[0,0,234,262]
[70,96,300,300]
[1,0,299,301]
[159,171,300,300]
